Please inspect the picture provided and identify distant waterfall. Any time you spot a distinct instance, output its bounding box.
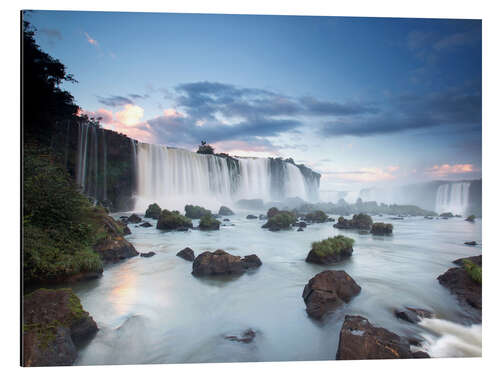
[435,182,471,215]
[76,122,108,204]
[135,143,318,211]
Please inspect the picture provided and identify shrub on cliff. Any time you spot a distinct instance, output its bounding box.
[185,204,212,219]
[262,211,296,231]
[305,210,328,223]
[463,260,482,284]
[145,203,162,219]
[196,141,214,155]
[199,214,221,230]
[157,210,193,230]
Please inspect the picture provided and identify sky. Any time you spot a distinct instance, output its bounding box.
[25,10,482,195]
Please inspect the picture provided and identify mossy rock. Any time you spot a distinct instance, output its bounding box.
[145,203,162,219]
[218,206,234,216]
[23,288,98,366]
[370,222,393,235]
[199,214,221,230]
[465,215,476,222]
[305,210,328,223]
[262,211,296,231]
[306,235,355,264]
[185,204,211,219]
[334,213,373,230]
[157,209,193,231]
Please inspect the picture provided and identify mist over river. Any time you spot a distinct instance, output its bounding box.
[70,213,481,365]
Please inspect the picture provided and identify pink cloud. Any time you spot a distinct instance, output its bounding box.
[211,140,279,158]
[84,32,98,46]
[425,163,478,177]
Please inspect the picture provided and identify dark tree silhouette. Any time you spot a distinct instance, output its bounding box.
[197,140,214,154]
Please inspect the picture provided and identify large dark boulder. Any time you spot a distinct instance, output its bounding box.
[199,214,221,230]
[93,237,139,263]
[23,288,98,366]
[127,213,142,223]
[370,222,393,235]
[336,315,426,360]
[177,247,195,261]
[218,206,234,216]
[305,235,354,265]
[145,203,161,219]
[140,251,156,258]
[185,204,211,219]
[139,221,152,228]
[192,250,262,276]
[302,270,361,320]
[157,210,193,231]
[464,241,478,246]
[438,255,482,310]
[334,213,373,230]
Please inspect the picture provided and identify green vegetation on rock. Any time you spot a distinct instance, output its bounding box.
[262,211,296,231]
[157,209,193,230]
[185,204,212,219]
[145,203,162,219]
[311,235,355,257]
[199,214,221,230]
[466,215,476,222]
[305,210,328,223]
[463,260,482,284]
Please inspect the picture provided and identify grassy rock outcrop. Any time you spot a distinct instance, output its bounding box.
[302,270,361,319]
[305,235,354,264]
[157,210,193,231]
[199,214,221,230]
[185,204,211,219]
[304,210,328,223]
[23,288,98,366]
[370,222,393,235]
[334,213,373,230]
[262,210,296,231]
[218,206,234,216]
[465,215,476,222]
[145,203,161,219]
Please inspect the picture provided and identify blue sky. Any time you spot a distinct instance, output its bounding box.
[25,10,482,193]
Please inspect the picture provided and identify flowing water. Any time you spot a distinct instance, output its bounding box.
[71,214,482,365]
[435,182,471,216]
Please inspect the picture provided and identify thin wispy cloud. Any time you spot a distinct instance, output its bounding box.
[84,31,98,46]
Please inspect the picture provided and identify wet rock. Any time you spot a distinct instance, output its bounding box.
[370,222,393,235]
[140,251,156,258]
[259,214,266,220]
[261,210,296,231]
[304,210,328,223]
[225,329,256,343]
[336,315,423,360]
[145,203,161,219]
[223,218,230,222]
[199,214,221,230]
[23,288,98,366]
[440,212,454,218]
[297,227,304,232]
[218,206,234,216]
[157,210,193,231]
[394,307,433,324]
[246,214,258,219]
[334,213,373,230]
[464,241,478,246]
[305,235,354,265]
[94,237,138,263]
[127,213,142,223]
[185,204,211,219]
[302,270,361,320]
[192,250,262,276]
[412,351,431,358]
[139,222,152,228]
[438,255,482,310]
[465,215,476,222]
[122,224,131,235]
[177,247,195,262]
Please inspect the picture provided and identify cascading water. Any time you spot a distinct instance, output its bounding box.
[134,143,319,211]
[435,182,471,215]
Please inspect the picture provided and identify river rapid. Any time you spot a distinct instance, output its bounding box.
[70,213,482,365]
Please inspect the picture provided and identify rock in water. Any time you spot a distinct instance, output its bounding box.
[246,214,258,219]
[305,235,354,265]
[336,315,426,360]
[127,213,142,223]
[192,250,262,276]
[23,288,98,366]
[140,251,156,258]
[139,222,153,228]
[177,247,195,262]
[464,241,478,246]
[394,307,433,324]
[157,210,193,231]
[145,203,161,219]
[94,237,139,263]
[438,255,482,310]
[302,270,361,319]
[334,213,373,230]
[225,329,256,343]
[370,222,393,235]
[218,206,234,216]
[198,214,221,230]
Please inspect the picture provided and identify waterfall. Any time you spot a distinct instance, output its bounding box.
[134,143,318,211]
[435,182,471,215]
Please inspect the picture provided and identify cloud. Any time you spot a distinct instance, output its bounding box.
[84,32,98,46]
[321,167,398,183]
[97,95,134,107]
[116,104,145,127]
[433,31,481,51]
[425,163,478,177]
[300,96,378,116]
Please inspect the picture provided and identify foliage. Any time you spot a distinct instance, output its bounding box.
[145,203,162,219]
[267,207,280,218]
[463,260,482,284]
[199,214,221,230]
[196,141,215,155]
[185,204,211,219]
[305,210,328,223]
[23,146,104,284]
[466,215,476,222]
[157,210,193,230]
[262,211,296,231]
[311,235,355,257]
[440,212,454,218]
[371,222,393,235]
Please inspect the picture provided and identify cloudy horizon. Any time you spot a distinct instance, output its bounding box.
[26,11,482,195]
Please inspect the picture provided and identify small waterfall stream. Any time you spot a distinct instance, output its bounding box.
[435,182,471,215]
